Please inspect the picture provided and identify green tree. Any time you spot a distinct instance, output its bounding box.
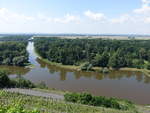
[0,70,10,88]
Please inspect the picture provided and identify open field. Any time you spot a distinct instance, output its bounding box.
[33,35,150,40]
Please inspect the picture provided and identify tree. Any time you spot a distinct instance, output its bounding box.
[0,70,10,88]
[92,52,109,67]
[0,42,28,66]
[108,53,118,68]
[13,56,28,66]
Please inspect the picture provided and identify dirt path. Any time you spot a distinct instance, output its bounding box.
[3,88,64,100]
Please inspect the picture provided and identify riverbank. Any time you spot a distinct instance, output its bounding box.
[25,63,35,69]
[38,56,150,77]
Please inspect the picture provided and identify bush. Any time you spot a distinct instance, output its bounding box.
[102,67,109,74]
[78,93,92,104]
[0,70,10,88]
[0,69,35,88]
[64,93,79,103]
[81,62,93,71]
[146,63,150,70]
[0,101,40,113]
[11,76,35,88]
[64,92,133,110]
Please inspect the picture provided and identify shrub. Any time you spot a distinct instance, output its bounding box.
[64,93,79,103]
[0,69,35,89]
[78,93,92,104]
[0,102,40,113]
[64,92,133,110]
[146,63,150,70]
[11,76,35,88]
[0,70,10,88]
[102,67,109,74]
[81,62,93,71]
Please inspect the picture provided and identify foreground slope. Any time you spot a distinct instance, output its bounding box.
[0,89,149,113]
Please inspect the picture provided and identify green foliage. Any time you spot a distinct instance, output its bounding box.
[64,92,79,103]
[92,52,109,67]
[146,63,150,70]
[0,41,29,66]
[0,101,40,113]
[12,56,28,66]
[35,37,150,69]
[0,70,35,88]
[80,62,93,71]
[0,70,10,88]
[64,92,134,110]
[0,91,137,113]
[11,76,35,88]
[132,59,144,69]
[0,35,31,41]
[102,67,109,73]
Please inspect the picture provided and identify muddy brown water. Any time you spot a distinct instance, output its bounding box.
[2,42,150,105]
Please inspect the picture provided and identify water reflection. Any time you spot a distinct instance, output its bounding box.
[0,65,30,76]
[36,58,150,84]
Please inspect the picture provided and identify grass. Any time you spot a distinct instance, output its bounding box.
[0,90,140,113]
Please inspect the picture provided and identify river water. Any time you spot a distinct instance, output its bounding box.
[3,41,150,105]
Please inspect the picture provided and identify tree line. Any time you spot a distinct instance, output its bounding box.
[0,35,31,41]
[34,37,150,69]
[0,41,29,66]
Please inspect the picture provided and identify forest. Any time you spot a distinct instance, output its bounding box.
[0,41,29,66]
[0,35,32,41]
[35,37,150,69]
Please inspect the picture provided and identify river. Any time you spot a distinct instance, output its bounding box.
[4,41,150,105]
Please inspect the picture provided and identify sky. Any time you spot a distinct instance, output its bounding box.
[0,0,150,34]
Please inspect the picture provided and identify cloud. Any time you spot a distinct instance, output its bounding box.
[84,10,106,21]
[110,0,150,24]
[134,0,150,14]
[1,0,150,34]
[0,8,80,24]
[0,8,34,24]
[37,13,52,21]
[110,14,132,24]
[53,14,80,24]
[144,17,150,23]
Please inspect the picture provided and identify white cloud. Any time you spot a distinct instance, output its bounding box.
[0,8,80,24]
[134,0,150,14]
[1,0,150,34]
[0,8,34,24]
[53,14,80,23]
[144,17,150,23]
[84,10,106,21]
[142,0,150,6]
[111,14,132,24]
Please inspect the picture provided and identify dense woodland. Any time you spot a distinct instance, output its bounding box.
[35,37,150,69]
[0,41,29,66]
[0,35,31,41]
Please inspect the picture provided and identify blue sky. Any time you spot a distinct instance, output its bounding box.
[0,0,150,34]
